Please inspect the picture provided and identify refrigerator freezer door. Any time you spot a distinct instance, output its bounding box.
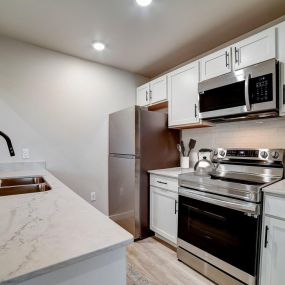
[108,154,140,238]
[109,106,137,156]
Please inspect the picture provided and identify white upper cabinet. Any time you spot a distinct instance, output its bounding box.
[168,61,199,127]
[232,27,276,70]
[200,47,232,81]
[149,75,167,104]
[136,75,167,106]
[136,83,150,106]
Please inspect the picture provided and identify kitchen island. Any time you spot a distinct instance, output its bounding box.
[0,162,133,285]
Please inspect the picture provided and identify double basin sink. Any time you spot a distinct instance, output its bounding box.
[0,176,51,196]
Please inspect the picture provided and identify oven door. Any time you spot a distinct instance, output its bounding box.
[178,189,261,283]
[198,59,278,120]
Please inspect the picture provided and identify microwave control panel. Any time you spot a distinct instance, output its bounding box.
[250,73,273,104]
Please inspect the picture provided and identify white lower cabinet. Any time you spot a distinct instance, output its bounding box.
[260,194,285,285]
[150,186,178,245]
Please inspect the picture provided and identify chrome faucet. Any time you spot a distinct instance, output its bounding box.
[0,131,15,156]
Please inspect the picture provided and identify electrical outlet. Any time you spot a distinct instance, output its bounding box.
[22,148,30,159]
[91,192,96,202]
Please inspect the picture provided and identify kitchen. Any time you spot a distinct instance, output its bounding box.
[0,1,285,285]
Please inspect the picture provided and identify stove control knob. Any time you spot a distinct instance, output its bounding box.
[260,151,268,159]
[219,150,226,157]
[213,150,218,156]
[271,151,279,159]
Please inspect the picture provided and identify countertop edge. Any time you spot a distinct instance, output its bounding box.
[1,237,133,285]
[262,179,285,197]
[0,166,133,285]
[148,167,194,179]
[148,171,178,179]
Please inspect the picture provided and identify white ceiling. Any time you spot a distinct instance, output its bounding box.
[0,0,285,77]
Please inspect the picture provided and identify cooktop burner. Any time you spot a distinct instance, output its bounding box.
[179,148,285,203]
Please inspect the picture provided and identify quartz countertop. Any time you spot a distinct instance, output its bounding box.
[148,167,194,179]
[263,179,285,196]
[0,163,133,285]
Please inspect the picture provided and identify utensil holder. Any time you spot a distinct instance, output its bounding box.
[180,156,190,169]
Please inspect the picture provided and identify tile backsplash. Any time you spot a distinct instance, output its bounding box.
[182,117,285,164]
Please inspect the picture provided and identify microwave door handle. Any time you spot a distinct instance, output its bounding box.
[245,74,251,112]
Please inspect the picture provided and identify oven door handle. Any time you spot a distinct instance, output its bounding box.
[245,73,251,112]
[179,188,259,216]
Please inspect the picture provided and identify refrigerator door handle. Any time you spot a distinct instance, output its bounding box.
[109,153,137,159]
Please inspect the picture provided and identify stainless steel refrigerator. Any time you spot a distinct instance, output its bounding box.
[108,106,179,239]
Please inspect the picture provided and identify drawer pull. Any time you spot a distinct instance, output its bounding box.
[157,181,167,185]
[264,225,269,248]
[175,200,178,214]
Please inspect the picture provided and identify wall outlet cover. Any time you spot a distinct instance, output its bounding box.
[22,148,30,159]
[91,192,96,201]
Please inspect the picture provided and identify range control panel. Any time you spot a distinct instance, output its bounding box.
[226,149,259,158]
[213,148,284,162]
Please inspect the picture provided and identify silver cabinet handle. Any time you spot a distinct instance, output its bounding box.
[245,73,251,112]
[175,200,178,214]
[157,181,167,185]
[145,91,148,102]
[194,104,198,118]
[149,90,152,101]
[225,51,229,68]
[234,47,239,64]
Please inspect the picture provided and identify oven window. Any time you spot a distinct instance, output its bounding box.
[178,195,260,276]
[199,81,246,112]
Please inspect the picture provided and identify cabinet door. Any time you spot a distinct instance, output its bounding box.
[200,47,231,81]
[149,75,167,104]
[277,21,285,116]
[168,61,199,127]
[233,27,276,70]
[150,186,178,244]
[260,216,285,285]
[136,83,150,106]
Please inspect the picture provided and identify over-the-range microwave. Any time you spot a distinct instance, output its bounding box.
[198,59,279,122]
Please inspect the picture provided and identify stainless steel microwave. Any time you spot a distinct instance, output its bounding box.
[198,59,279,122]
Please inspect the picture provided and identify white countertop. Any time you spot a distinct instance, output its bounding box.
[263,179,285,196]
[148,167,194,178]
[0,163,133,285]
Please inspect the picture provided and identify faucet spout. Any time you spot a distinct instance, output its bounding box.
[0,131,15,157]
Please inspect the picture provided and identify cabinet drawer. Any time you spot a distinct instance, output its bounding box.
[150,175,178,192]
[264,194,285,219]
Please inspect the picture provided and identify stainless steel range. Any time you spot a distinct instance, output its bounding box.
[177,148,285,285]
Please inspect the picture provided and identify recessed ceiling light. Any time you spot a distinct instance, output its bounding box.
[136,0,152,7]
[92,42,105,51]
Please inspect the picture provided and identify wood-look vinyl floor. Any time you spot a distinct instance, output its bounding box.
[127,237,215,285]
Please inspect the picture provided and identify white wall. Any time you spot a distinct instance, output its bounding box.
[182,117,285,165]
[0,36,147,214]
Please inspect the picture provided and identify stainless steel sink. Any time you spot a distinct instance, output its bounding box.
[0,176,51,196]
[0,176,45,187]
